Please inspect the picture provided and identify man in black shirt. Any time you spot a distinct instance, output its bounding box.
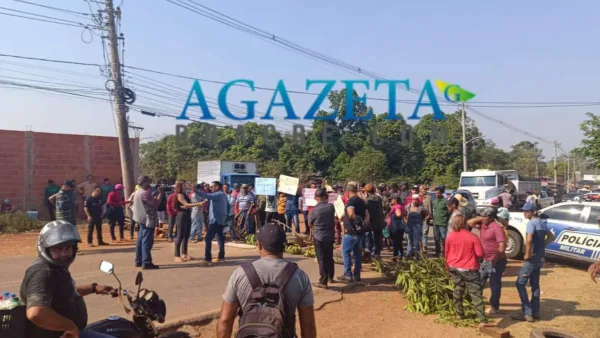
[365,184,385,260]
[309,188,336,289]
[337,183,370,283]
[84,186,107,247]
[20,221,116,338]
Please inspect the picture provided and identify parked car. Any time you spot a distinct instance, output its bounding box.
[562,192,584,202]
[584,193,600,202]
[506,201,600,263]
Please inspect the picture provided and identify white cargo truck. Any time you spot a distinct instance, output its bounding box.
[197,160,259,186]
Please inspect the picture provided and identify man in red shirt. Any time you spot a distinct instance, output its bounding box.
[445,214,489,326]
[468,207,506,315]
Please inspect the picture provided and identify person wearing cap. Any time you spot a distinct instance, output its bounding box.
[236,184,257,235]
[0,198,14,214]
[432,187,451,257]
[454,194,473,220]
[284,188,301,234]
[132,176,164,270]
[445,214,489,326]
[446,196,463,235]
[365,184,385,260]
[84,186,108,247]
[49,180,77,226]
[309,188,336,288]
[491,200,510,314]
[467,207,506,315]
[218,223,316,338]
[512,202,555,322]
[107,184,132,243]
[419,185,433,254]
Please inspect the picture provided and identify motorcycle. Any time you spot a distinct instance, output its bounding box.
[85,260,190,338]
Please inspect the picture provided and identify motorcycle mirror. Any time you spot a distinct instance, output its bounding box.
[135,271,143,286]
[99,261,114,275]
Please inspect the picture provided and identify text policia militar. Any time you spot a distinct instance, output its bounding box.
[177,79,475,123]
[175,123,448,147]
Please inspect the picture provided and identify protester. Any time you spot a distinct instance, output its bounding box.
[217,222,316,338]
[232,183,241,213]
[257,194,267,227]
[132,176,163,270]
[445,214,489,326]
[309,187,336,288]
[49,180,76,226]
[166,190,178,242]
[44,179,60,221]
[490,201,510,314]
[277,192,287,225]
[419,185,433,254]
[70,179,79,223]
[405,194,426,258]
[99,178,113,216]
[20,221,116,338]
[365,184,385,260]
[512,202,555,322]
[174,180,204,263]
[399,182,410,205]
[106,184,130,243]
[264,194,277,225]
[300,190,310,235]
[196,181,229,265]
[467,207,506,314]
[285,190,300,233]
[338,182,369,282]
[498,189,514,211]
[84,186,107,247]
[389,197,405,260]
[432,187,450,257]
[153,181,168,232]
[190,183,206,243]
[446,196,462,234]
[224,183,237,241]
[127,188,137,240]
[236,184,256,234]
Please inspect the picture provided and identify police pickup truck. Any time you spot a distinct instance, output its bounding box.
[504,201,600,263]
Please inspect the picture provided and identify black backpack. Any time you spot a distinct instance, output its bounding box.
[236,261,298,338]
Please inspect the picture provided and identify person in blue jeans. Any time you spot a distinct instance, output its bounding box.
[132,176,163,270]
[236,184,256,235]
[512,202,555,322]
[285,191,300,233]
[189,184,206,242]
[405,195,425,258]
[196,181,229,265]
[337,206,365,282]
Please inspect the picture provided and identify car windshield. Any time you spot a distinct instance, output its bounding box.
[460,176,496,187]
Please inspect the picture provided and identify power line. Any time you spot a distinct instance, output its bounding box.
[0,6,100,28]
[13,0,91,18]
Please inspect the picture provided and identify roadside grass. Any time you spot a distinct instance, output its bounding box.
[0,211,45,234]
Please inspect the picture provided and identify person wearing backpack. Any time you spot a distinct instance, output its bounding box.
[218,223,316,338]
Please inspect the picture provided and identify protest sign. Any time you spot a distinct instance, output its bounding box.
[302,188,317,207]
[278,175,299,195]
[255,178,277,196]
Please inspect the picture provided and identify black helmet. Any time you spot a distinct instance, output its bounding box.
[37,220,81,267]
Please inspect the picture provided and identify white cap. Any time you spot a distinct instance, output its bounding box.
[412,194,419,199]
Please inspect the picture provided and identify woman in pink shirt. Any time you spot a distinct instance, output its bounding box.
[445,214,489,326]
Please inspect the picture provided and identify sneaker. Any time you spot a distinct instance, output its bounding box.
[336,275,354,283]
[198,260,212,267]
[212,258,225,263]
[142,264,160,270]
[511,313,534,322]
[313,282,328,289]
[135,263,142,268]
[486,307,500,315]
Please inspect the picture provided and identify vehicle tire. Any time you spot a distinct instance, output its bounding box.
[530,328,581,338]
[505,229,523,259]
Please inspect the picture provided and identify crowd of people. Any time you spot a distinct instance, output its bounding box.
[28,173,599,337]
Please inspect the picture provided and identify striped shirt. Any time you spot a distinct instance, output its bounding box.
[55,190,74,224]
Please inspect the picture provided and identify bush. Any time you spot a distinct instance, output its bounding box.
[0,211,45,234]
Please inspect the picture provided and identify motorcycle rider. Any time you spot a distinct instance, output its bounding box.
[20,220,116,338]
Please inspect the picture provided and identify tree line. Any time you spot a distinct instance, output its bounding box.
[140,89,564,188]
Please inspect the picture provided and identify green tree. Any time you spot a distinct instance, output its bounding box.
[577,112,600,168]
[341,146,387,183]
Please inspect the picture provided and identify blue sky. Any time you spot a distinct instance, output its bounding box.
[1,0,598,159]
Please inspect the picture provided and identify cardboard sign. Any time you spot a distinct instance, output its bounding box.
[302,188,317,207]
[255,178,277,196]
[328,193,339,204]
[278,175,299,195]
[334,195,345,219]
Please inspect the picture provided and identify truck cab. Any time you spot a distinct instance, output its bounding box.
[458,169,506,205]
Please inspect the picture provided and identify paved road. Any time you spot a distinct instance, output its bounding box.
[0,238,321,324]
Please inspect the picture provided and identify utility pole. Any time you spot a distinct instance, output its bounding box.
[553,141,558,183]
[462,102,467,172]
[567,154,570,191]
[533,142,539,178]
[105,0,134,199]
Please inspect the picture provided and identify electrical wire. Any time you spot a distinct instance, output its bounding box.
[0,6,101,29]
[13,0,91,18]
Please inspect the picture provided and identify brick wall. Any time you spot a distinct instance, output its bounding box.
[0,129,139,219]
